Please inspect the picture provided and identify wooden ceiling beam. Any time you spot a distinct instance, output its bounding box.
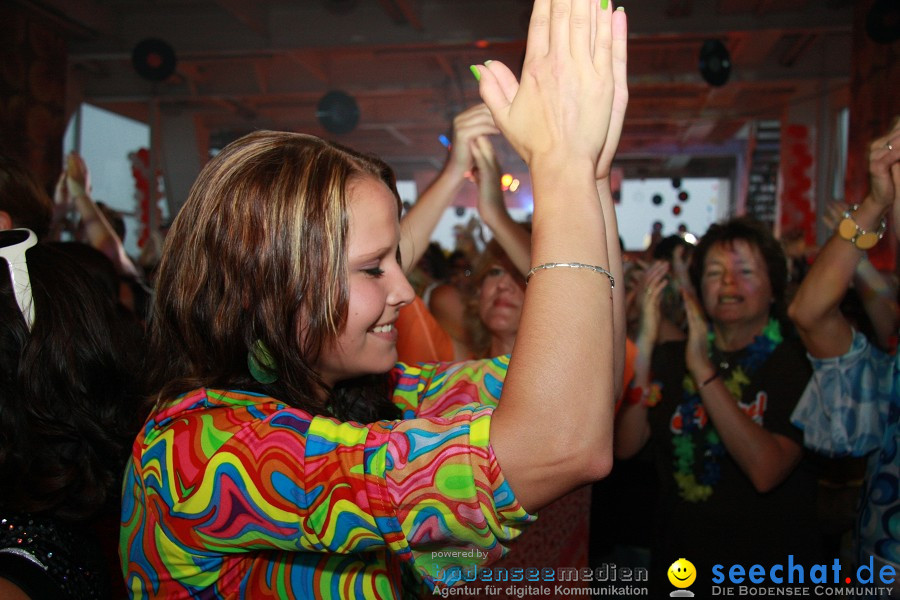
[212,0,268,38]
[376,0,423,31]
[285,52,329,84]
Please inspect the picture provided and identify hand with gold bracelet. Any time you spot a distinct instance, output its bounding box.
[832,117,899,252]
[789,118,900,582]
[789,117,899,360]
[836,203,886,250]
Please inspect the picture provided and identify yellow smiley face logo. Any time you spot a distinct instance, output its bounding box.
[668,558,696,588]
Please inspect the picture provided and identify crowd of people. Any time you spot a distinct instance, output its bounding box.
[0,1,898,598]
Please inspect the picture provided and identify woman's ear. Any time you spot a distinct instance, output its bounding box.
[0,211,13,231]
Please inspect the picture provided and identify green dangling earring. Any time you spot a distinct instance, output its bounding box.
[248,339,278,384]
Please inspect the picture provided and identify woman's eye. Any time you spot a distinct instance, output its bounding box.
[487,267,504,277]
[364,267,385,277]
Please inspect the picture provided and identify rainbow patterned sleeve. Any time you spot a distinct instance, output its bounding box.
[390,355,510,418]
[386,356,534,584]
[120,359,533,599]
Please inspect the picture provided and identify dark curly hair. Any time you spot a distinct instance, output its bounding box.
[0,242,145,521]
[689,216,789,326]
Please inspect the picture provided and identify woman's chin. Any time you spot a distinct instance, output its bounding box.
[377,349,399,370]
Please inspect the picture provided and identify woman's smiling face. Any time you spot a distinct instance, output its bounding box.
[700,239,773,330]
[314,175,414,386]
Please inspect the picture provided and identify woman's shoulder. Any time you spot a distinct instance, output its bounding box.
[153,387,279,414]
[145,387,312,437]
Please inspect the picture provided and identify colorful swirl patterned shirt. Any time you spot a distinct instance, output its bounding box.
[120,357,534,598]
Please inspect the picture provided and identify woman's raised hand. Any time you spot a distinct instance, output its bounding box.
[681,287,715,383]
[447,104,500,178]
[471,136,506,222]
[638,261,669,344]
[670,245,693,294]
[594,2,628,181]
[869,116,900,209]
[64,151,91,198]
[475,0,627,173]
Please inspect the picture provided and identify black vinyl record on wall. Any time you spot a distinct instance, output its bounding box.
[866,0,900,44]
[132,38,177,82]
[316,91,360,135]
[699,40,731,87]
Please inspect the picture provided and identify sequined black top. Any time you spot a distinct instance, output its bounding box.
[0,512,111,599]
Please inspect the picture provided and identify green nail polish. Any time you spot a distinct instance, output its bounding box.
[616,5,624,11]
[469,65,481,81]
[601,0,608,9]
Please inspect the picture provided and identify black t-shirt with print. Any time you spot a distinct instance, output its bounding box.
[644,335,821,593]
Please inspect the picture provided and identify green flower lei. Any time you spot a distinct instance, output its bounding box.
[672,318,782,502]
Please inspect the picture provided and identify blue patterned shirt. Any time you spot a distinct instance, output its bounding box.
[791,329,899,572]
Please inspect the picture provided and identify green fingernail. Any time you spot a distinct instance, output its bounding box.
[601,0,609,9]
[616,5,624,11]
[469,65,481,81]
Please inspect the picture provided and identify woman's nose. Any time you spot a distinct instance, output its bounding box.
[497,272,516,290]
[389,267,415,307]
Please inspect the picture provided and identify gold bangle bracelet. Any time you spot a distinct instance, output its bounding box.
[837,204,887,251]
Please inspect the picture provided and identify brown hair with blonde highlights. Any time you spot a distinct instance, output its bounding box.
[147,131,402,419]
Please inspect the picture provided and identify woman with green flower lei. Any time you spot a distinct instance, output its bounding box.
[615,217,821,595]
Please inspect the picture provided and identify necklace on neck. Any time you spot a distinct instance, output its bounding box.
[714,353,731,371]
[671,318,783,502]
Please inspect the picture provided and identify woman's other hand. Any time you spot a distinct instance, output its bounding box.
[637,260,669,346]
[471,136,506,225]
[681,287,715,384]
[446,104,499,179]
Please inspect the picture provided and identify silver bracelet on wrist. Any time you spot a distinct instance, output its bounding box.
[526,262,615,288]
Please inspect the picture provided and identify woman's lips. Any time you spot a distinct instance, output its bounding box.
[369,322,398,341]
[492,298,518,309]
